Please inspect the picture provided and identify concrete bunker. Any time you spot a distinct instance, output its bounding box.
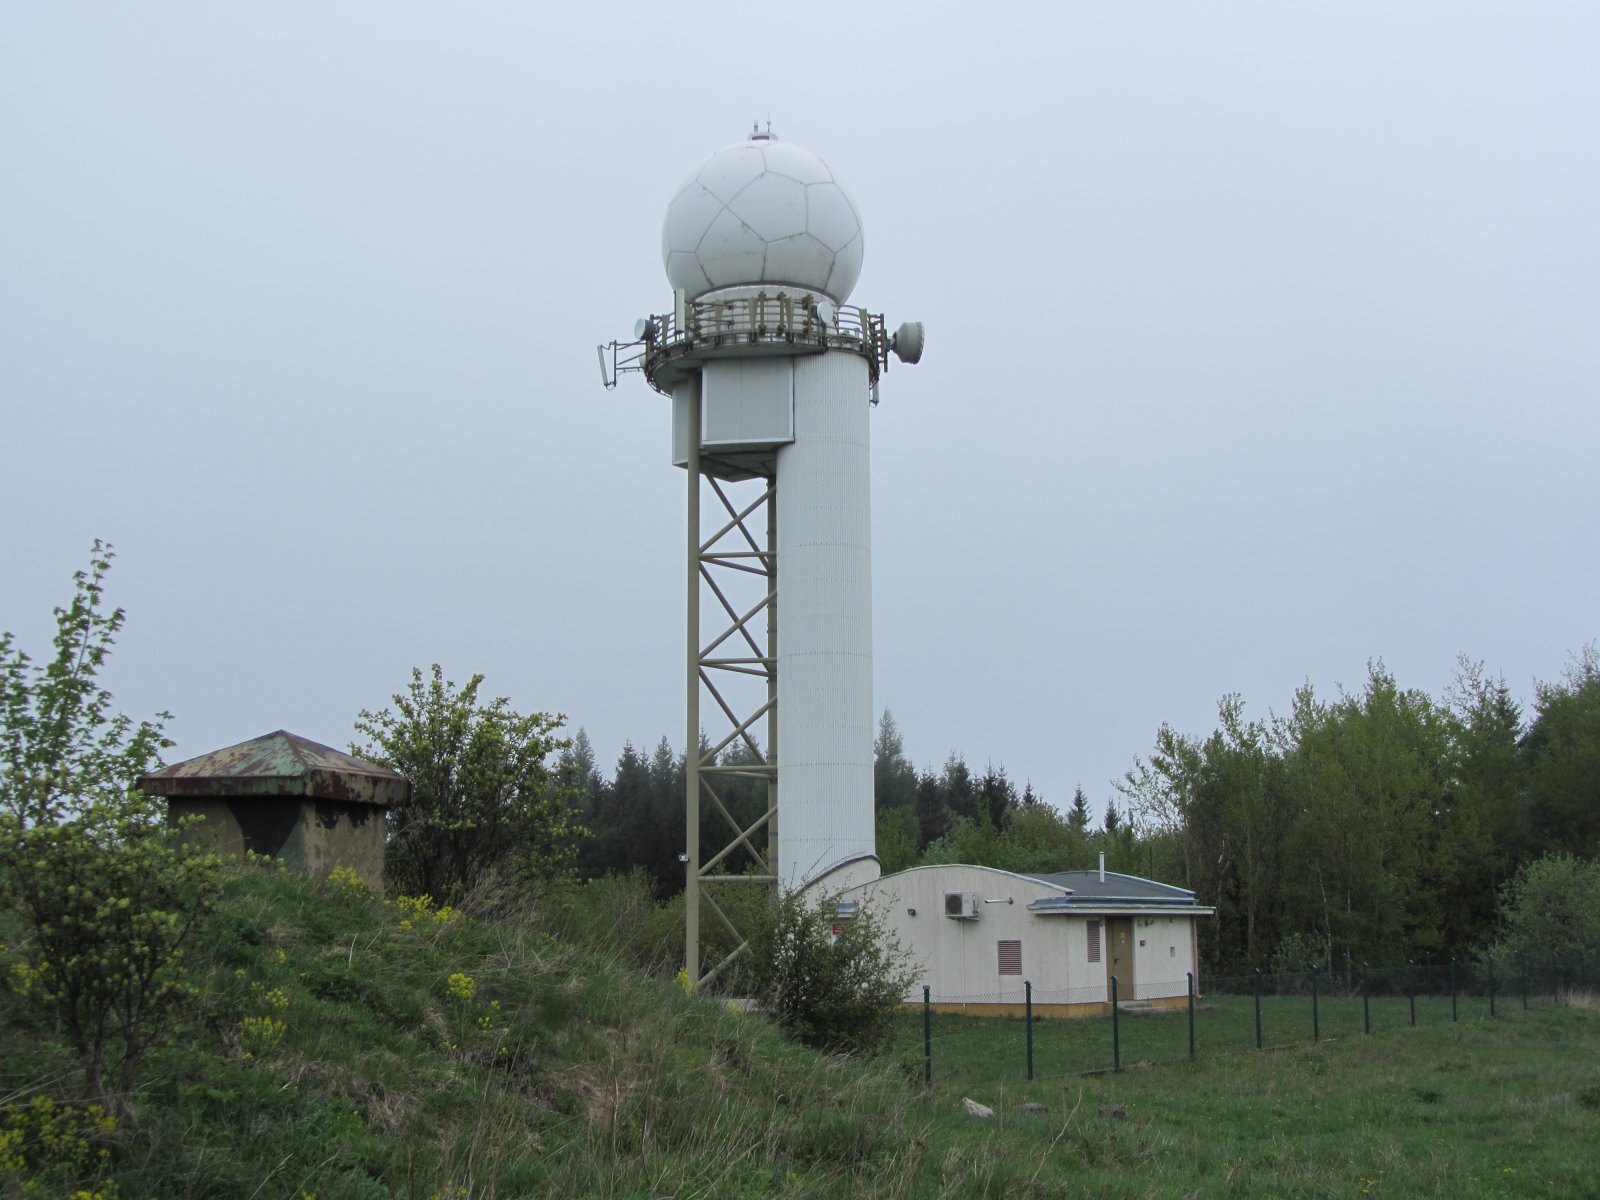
[140,729,407,895]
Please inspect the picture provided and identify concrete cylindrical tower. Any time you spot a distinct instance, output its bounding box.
[775,350,875,887]
[615,128,921,979]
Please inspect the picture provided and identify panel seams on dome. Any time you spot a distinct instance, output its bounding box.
[662,137,863,303]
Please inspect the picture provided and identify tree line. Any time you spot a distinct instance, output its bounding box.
[562,650,1600,977]
[1119,653,1600,975]
[562,709,1133,898]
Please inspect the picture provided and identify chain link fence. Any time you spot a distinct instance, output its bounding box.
[903,953,1596,1085]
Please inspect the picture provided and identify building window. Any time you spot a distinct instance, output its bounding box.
[997,940,1022,976]
[1087,920,1101,963]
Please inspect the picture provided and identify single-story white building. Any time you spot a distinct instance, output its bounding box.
[834,863,1214,1017]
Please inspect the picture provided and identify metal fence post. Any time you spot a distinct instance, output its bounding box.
[1362,963,1370,1034]
[1488,956,1496,1018]
[922,985,931,1085]
[1025,980,1034,1081]
[1311,964,1320,1042]
[1408,961,1416,1027]
[1253,969,1262,1050]
[1450,958,1457,1022]
[1187,971,1196,1062]
[1111,975,1121,1072]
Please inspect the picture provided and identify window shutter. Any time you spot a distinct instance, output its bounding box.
[1087,920,1101,963]
[997,940,1022,976]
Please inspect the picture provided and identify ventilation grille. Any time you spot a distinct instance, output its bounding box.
[1087,920,1101,963]
[997,940,1022,976]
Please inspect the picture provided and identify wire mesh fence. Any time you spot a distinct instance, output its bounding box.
[900,954,1596,1086]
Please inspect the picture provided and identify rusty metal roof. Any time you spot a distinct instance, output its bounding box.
[139,730,408,807]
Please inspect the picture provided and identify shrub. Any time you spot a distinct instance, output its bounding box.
[0,544,219,1120]
[0,1094,118,1196]
[743,889,915,1055]
[353,666,584,902]
[1494,852,1600,962]
[1270,931,1329,975]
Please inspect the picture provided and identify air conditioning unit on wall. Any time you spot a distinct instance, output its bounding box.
[944,892,980,920]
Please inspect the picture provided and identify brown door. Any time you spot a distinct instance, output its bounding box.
[1106,918,1136,1001]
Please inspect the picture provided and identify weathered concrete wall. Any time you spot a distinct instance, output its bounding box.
[170,798,386,896]
[296,799,385,895]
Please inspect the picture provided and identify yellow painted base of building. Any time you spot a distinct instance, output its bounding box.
[911,994,1191,1020]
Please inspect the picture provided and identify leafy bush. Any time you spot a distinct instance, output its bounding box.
[0,1093,119,1197]
[1270,931,1329,974]
[0,543,219,1120]
[353,666,584,902]
[744,889,915,1054]
[1494,852,1600,961]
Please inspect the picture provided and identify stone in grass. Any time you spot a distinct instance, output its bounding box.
[962,1097,995,1118]
[1097,1104,1128,1119]
[1021,1102,1049,1114]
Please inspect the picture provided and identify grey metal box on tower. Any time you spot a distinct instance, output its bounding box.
[600,127,924,986]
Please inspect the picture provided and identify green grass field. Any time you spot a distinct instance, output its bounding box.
[5,866,1599,1198]
[892,994,1600,1198]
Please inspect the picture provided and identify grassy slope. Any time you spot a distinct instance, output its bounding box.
[3,866,1598,1199]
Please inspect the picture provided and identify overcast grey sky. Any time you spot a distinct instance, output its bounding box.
[4,3,1596,823]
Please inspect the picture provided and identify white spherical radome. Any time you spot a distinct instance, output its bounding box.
[662,136,864,304]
